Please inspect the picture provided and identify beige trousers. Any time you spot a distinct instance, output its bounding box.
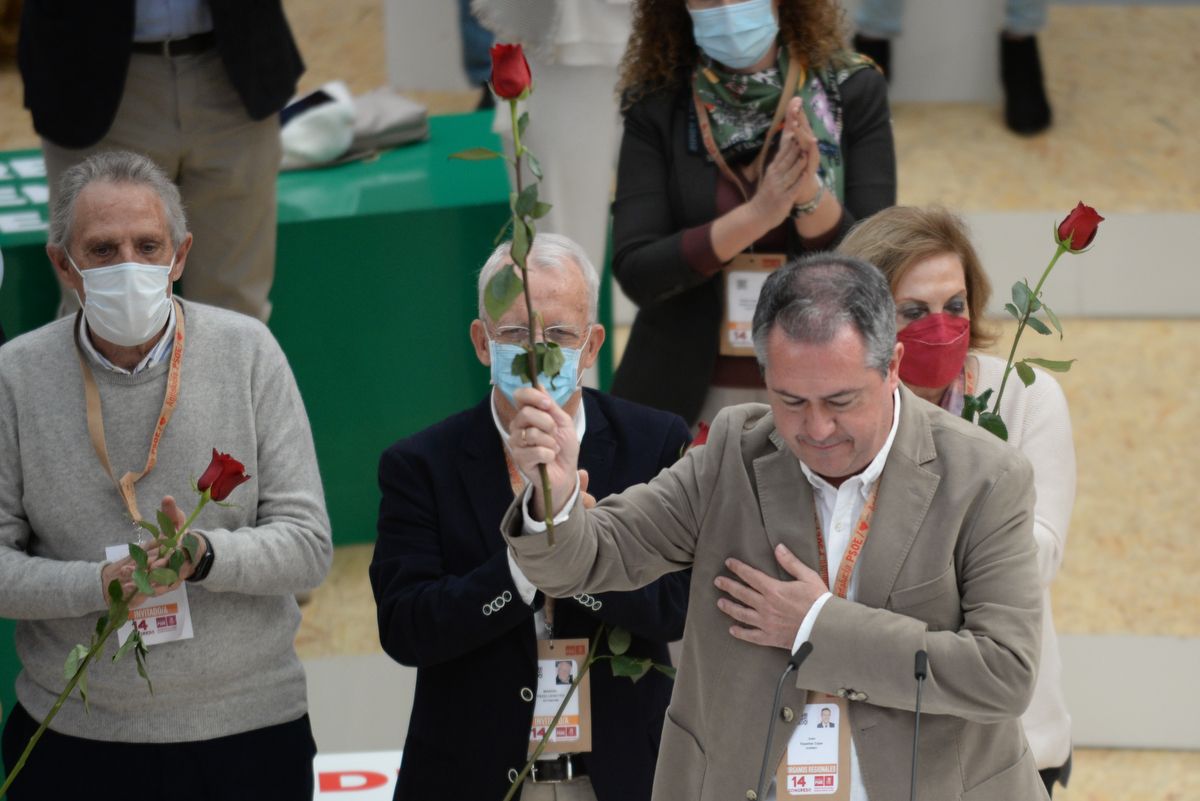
[44,49,281,322]
[519,775,599,801]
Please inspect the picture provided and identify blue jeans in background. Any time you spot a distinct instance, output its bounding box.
[855,0,1047,38]
[458,0,494,86]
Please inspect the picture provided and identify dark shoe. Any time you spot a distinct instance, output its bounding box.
[1000,34,1052,135]
[852,33,891,81]
[476,86,495,111]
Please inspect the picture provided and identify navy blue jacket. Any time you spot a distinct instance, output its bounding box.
[371,389,692,801]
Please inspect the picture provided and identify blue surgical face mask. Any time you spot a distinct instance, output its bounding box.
[489,328,592,408]
[688,0,779,70]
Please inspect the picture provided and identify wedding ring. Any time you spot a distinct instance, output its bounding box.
[521,428,528,446]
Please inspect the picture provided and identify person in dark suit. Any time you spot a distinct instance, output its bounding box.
[817,708,835,728]
[371,233,692,801]
[18,0,302,322]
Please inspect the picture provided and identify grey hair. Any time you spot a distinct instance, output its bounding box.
[477,233,600,322]
[751,253,897,376]
[49,150,187,250]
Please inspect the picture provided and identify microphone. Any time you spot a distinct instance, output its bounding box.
[755,642,814,801]
[788,640,814,670]
[909,650,928,801]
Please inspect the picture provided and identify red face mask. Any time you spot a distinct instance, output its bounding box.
[897,313,970,389]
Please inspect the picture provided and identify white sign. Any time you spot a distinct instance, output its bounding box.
[0,211,48,233]
[9,156,46,179]
[313,751,402,799]
[22,183,49,205]
[0,186,25,208]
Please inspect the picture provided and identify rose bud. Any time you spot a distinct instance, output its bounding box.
[197,449,252,502]
[489,43,532,100]
[1056,202,1104,252]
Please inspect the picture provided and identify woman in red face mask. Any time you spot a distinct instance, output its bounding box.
[839,205,1075,799]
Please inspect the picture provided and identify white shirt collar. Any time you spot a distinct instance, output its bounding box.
[79,301,177,376]
[798,388,902,499]
[490,388,587,448]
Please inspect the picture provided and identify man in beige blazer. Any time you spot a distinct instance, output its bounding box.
[502,254,1048,801]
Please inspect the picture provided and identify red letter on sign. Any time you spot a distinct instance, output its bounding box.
[318,771,389,792]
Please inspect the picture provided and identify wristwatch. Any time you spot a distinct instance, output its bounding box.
[792,183,826,217]
[187,533,214,583]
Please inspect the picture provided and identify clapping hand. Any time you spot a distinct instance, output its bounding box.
[752,97,823,225]
[785,97,823,207]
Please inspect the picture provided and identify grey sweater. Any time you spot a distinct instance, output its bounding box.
[0,300,332,742]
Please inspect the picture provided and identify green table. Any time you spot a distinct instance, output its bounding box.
[0,113,613,759]
[0,113,515,548]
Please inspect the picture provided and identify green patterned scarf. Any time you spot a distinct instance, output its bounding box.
[693,46,874,200]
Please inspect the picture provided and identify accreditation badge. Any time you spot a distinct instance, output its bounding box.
[104,543,195,647]
[529,638,593,755]
[720,253,786,356]
[775,692,851,799]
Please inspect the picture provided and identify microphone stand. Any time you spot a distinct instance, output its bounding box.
[755,642,814,801]
[909,650,928,801]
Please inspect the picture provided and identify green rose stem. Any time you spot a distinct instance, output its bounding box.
[990,243,1067,413]
[0,489,212,796]
[507,96,558,546]
[0,613,120,796]
[178,487,212,537]
[501,627,603,801]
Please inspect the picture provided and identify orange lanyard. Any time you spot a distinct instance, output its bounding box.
[692,55,804,202]
[74,299,185,523]
[812,481,880,598]
[502,448,525,496]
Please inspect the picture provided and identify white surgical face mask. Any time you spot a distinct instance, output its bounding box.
[69,253,175,347]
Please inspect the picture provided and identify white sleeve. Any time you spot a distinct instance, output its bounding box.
[520,476,581,533]
[790,591,833,653]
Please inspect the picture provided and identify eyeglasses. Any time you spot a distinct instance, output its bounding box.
[490,325,590,348]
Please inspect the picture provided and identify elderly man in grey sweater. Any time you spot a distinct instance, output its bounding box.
[0,151,332,800]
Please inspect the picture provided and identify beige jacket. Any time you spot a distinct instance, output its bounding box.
[505,386,1048,801]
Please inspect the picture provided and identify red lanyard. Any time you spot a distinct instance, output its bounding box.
[75,299,185,523]
[692,55,804,202]
[813,481,880,598]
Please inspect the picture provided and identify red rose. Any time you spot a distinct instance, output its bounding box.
[692,421,710,448]
[197,449,251,502]
[1056,202,1104,252]
[490,43,532,100]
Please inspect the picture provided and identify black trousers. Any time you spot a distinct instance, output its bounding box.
[1039,752,1073,798]
[2,703,316,800]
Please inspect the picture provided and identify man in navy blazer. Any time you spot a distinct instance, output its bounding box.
[371,234,692,801]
